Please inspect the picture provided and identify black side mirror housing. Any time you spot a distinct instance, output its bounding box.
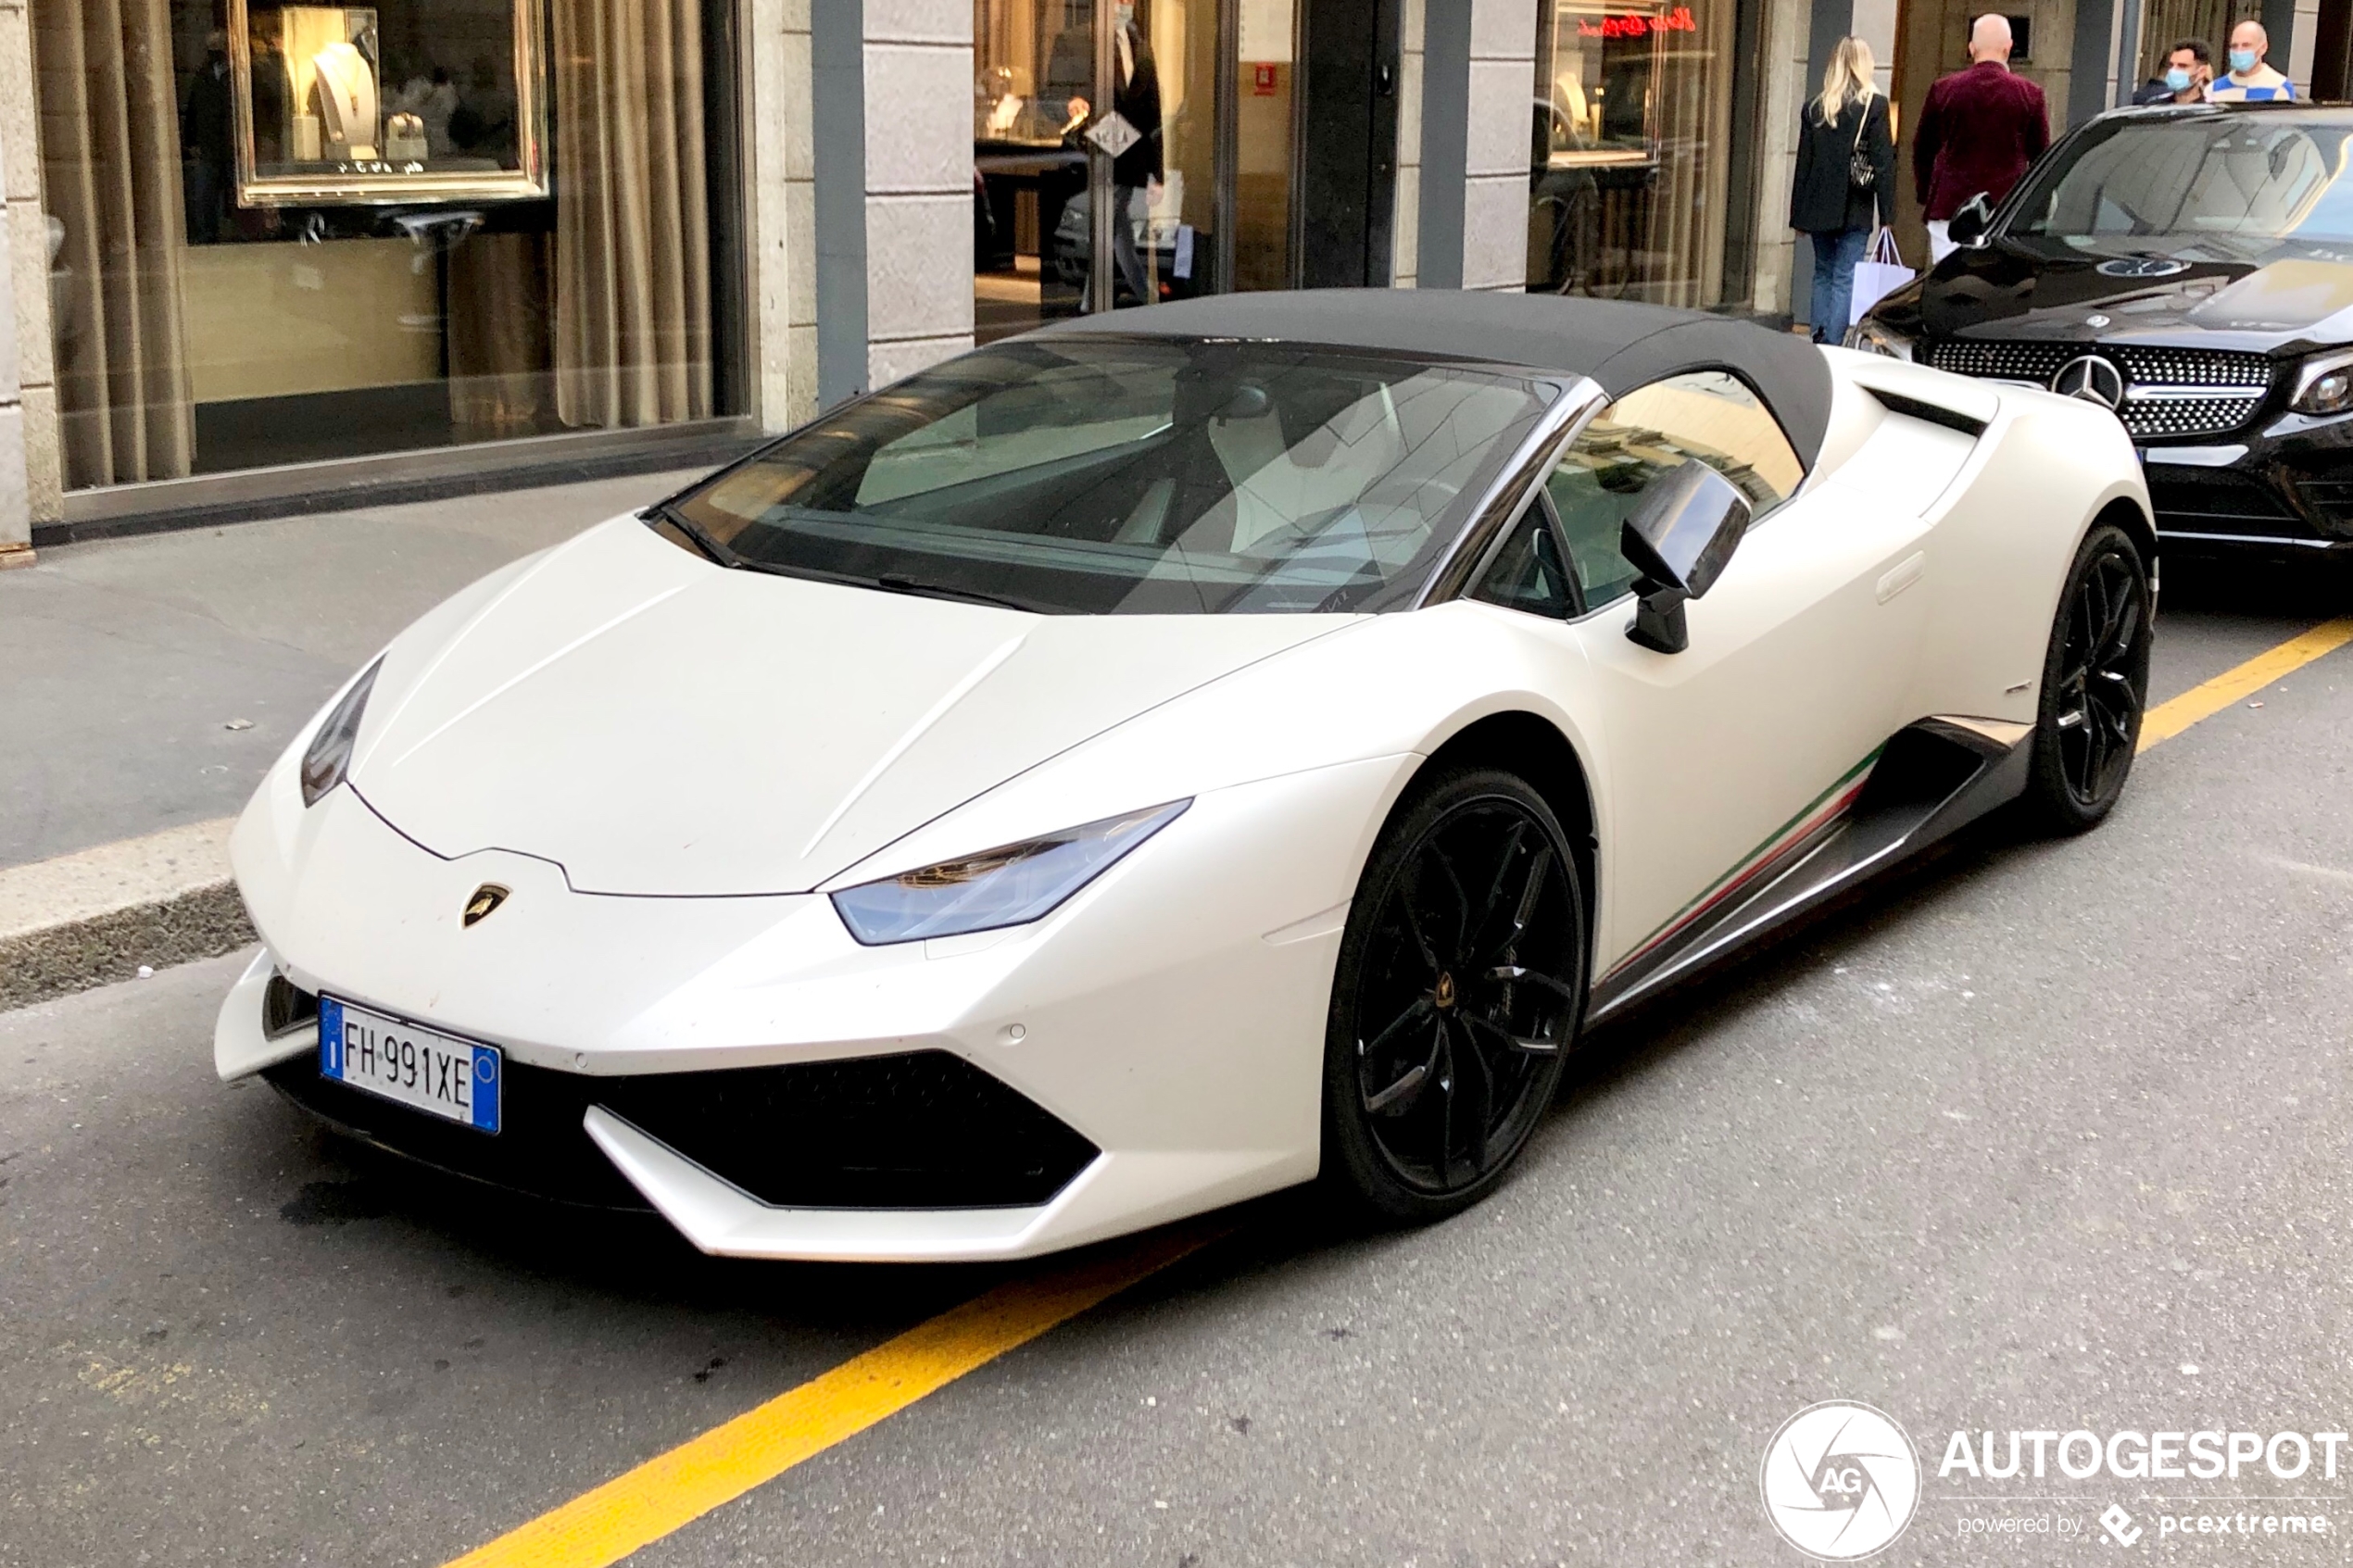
[1947,192,1994,248]
[1618,461,1752,655]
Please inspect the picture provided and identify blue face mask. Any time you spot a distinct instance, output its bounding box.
[2165,67,2194,91]
[2229,47,2259,73]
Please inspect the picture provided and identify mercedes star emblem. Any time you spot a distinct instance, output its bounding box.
[2084,314,2111,328]
[2050,355,2126,410]
[2095,256,2190,278]
[462,884,510,927]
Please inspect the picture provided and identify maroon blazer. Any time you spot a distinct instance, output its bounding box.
[1912,61,2049,220]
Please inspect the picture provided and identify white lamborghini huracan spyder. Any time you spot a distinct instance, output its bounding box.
[215,292,2154,1261]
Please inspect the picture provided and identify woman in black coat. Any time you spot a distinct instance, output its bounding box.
[1789,37,1897,344]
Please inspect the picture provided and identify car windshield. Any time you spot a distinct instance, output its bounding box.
[2008,110,2353,262]
[662,336,1556,615]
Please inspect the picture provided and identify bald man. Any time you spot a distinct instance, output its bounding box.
[1913,15,2049,261]
[2207,19,2296,99]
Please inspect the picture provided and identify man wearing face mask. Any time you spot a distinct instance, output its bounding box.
[1060,0,1163,307]
[2133,39,2211,105]
[2207,19,2296,100]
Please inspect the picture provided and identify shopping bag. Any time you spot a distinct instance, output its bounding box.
[1850,229,1915,326]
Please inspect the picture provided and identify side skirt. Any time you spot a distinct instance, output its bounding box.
[1582,717,2032,1029]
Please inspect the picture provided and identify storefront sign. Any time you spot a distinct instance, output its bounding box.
[1577,5,1697,37]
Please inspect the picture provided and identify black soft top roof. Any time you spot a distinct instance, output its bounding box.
[1042,290,1834,467]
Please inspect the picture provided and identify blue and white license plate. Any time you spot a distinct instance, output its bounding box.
[319,996,501,1134]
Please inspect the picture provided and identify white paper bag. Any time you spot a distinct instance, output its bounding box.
[1850,229,1915,326]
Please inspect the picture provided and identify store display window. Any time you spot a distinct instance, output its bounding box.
[1528,0,1733,307]
[35,0,739,490]
[228,0,547,205]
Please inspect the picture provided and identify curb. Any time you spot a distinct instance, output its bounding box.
[0,819,254,1011]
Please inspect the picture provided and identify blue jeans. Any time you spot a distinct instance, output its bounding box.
[1807,227,1871,345]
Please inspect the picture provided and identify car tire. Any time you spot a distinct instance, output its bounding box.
[2020,521,2152,835]
[1318,766,1586,1225]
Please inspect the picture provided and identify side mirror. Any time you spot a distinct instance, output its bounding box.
[1947,192,1994,248]
[1619,461,1752,655]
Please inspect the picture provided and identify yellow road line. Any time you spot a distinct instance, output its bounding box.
[2140,618,2353,752]
[445,1223,1222,1568]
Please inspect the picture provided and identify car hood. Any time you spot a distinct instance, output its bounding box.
[348,518,1354,896]
[1882,236,2353,353]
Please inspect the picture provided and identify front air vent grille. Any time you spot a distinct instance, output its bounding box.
[2125,395,2270,440]
[1921,339,2278,440]
[267,1047,1101,1210]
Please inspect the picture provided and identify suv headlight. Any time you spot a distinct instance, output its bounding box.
[300,659,383,807]
[1844,319,1915,361]
[830,801,1189,945]
[2293,349,2353,415]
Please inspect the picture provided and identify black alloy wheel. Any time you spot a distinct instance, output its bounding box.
[2023,523,2152,834]
[1321,768,1586,1223]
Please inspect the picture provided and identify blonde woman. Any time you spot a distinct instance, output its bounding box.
[1789,37,1896,343]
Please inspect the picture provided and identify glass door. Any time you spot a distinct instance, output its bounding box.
[975,0,1288,342]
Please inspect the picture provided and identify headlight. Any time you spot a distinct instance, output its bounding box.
[1844,319,1915,361]
[2293,349,2353,415]
[830,801,1189,945]
[300,658,383,807]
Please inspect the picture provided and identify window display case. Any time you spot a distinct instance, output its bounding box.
[228,0,547,205]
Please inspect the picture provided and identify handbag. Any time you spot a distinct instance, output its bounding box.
[1847,99,1876,189]
[1849,227,1914,326]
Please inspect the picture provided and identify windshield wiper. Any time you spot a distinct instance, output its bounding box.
[646,501,738,568]
[872,573,1038,613]
[722,552,1039,613]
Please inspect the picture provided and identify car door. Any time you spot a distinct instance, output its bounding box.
[1506,370,1933,977]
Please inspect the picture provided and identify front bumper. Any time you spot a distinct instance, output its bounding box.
[2140,416,2353,553]
[216,754,1403,1261]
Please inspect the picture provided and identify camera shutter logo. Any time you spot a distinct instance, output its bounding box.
[1760,1401,1920,1560]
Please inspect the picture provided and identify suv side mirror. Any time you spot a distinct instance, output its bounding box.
[1619,461,1752,655]
[1947,192,1994,248]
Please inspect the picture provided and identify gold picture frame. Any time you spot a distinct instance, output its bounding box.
[227,0,548,207]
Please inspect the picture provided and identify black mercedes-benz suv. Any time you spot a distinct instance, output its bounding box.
[1855,102,2353,558]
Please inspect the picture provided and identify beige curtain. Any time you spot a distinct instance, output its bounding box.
[449,231,553,438]
[552,0,711,428]
[35,0,195,486]
[1643,11,1734,308]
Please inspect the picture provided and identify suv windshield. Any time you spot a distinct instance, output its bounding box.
[662,336,1555,615]
[2009,110,2353,261]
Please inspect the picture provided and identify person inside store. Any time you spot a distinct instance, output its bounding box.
[1912,13,2047,263]
[181,29,233,243]
[2132,38,2212,104]
[2207,19,2296,100]
[1055,1,1162,308]
[1789,36,1895,345]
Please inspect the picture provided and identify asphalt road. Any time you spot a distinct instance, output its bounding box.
[5,557,2353,1566]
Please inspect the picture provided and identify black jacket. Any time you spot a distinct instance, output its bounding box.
[1789,94,1895,235]
[1109,25,1163,188]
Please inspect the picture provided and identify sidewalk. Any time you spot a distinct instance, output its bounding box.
[1,468,704,872]
[0,468,704,1006]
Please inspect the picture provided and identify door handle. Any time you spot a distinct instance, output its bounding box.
[1876,551,1925,604]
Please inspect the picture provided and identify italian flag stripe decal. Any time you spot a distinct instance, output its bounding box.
[1604,746,1885,980]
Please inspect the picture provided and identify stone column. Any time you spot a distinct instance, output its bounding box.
[0,0,38,565]
[862,0,972,389]
[747,0,821,433]
[1392,0,1425,285]
[1462,0,1535,292]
